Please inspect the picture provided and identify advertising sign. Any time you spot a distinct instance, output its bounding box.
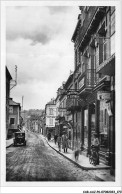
[97,91,110,100]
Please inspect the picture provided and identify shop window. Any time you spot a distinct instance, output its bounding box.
[84,109,88,147]
[99,133,108,151]
[99,101,109,152]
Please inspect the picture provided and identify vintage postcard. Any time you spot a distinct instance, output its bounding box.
[0,0,122,193]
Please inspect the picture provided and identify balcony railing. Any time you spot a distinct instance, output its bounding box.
[79,69,96,93]
[66,98,80,111]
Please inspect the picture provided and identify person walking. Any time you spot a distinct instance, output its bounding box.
[54,134,58,144]
[92,133,100,164]
[57,135,62,152]
[47,132,51,141]
[62,133,68,153]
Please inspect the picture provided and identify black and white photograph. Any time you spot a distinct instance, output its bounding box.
[0,0,122,193]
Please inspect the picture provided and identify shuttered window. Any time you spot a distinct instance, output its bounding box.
[96,46,99,68]
[111,11,115,35]
[111,33,115,56]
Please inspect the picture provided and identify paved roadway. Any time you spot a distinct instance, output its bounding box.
[6,131,96,181]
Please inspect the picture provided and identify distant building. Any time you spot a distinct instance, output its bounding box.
[8,98,21,138]
[6,67,12,139]
[45,98,56,137]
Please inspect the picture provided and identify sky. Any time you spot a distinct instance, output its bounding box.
[6,6,79,110]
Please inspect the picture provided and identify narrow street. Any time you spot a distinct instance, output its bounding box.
[6,131,95,181]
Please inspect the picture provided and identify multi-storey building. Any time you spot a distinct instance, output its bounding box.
[6,67,12,139]
[8,98,21,138]
[45,98,56,137]
[71,6,115,174]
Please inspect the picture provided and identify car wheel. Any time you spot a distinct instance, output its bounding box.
[24,141,26,146]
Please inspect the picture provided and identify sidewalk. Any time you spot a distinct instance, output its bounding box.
[6,138,14,148]
[46,137,115,181]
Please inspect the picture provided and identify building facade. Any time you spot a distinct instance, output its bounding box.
[8,98,21,138]
[70,6,115,174]
[6,67,12,139]
[45,98,56,137]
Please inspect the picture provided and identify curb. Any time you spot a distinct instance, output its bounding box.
[46,139,110,171]
[6,143,13,148]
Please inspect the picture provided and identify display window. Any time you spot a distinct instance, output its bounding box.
[99,100,109,152]
[84,109,88,148]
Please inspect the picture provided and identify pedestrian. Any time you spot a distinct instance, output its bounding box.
[92,133,100,164]
[62,133,68,153]
[57,135,62,152]
[47,133,51,141]
[54,134,58,144]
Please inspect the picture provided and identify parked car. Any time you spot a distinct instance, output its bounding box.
[13,132,26,146]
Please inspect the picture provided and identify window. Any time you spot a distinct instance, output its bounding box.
[95,46,99,68]
[49,108,53,115]
[111,11,115,38]
[49,118,53,125]
[110,10,115,56]
[103,39,107,61]
[9,106,13,113]
[104,109,107,125]
[10,118,15,125]
[110,33,115,56]
[75,50,77,69]
[111,6,115,14]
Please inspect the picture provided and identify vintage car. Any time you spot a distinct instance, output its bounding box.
[13,132,26,146]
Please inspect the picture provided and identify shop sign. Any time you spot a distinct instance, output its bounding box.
[79,77,85,89]
[46,116,56,118]
[97,91,110,100]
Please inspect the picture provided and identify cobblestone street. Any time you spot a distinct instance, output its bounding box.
[6,131,96,181]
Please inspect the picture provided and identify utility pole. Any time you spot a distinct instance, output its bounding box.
[10,65,17,90]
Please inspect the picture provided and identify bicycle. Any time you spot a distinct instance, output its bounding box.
[89,145,99,166]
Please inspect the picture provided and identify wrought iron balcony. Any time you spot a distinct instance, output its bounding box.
[66,98,81,111]
[79,69,96,95]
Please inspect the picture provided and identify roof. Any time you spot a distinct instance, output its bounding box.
[46,99,56,105]
[64,73,73,90]
[6,67,12,80]
[71,18,81,42]
[9,98,21,107]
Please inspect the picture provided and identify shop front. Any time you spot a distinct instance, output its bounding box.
[82,101,96,156]
[96,90,114,165]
